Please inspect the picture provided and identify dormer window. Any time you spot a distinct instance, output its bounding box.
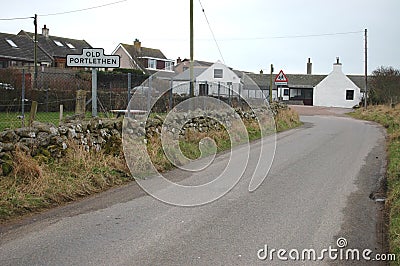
[66,43,75,49]
[6,39,18,48]
[53,40,64,47]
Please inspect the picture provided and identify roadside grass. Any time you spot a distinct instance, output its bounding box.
[0,142,130,221]
[0,106,301,222]
[350,105,400,259]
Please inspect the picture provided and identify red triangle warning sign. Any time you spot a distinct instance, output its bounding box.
[275,70,288,84]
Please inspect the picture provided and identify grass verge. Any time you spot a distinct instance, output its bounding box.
[350,105,400,259]
[0,142,131,222]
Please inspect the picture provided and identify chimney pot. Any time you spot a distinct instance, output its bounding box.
[177,57,182,64]
[260,69,264,74]
[307,58,312,75]
[42,24,49,38]
[134,38,141,53]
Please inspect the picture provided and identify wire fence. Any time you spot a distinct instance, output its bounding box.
[0,68,147,130]
[0,67,269,130]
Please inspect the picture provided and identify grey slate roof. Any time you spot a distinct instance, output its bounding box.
[0,32,51,63]
[121,43,167,59]
[173,67,208,81]
[18,30,92,59]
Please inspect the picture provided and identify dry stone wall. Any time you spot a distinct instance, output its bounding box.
[0,103,285,176]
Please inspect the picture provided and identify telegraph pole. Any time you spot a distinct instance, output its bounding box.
[189,0,194,97]
[34,14,38,88]
[364,28,368,109]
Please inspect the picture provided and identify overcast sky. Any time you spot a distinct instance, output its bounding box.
[2,0,399,75]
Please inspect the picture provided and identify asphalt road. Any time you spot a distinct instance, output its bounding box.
[0,114,387,265]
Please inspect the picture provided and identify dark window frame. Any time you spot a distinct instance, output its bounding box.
[346,90,354,100]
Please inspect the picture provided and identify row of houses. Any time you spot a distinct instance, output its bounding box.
[0,25,365,108]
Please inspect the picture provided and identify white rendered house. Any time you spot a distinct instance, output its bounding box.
[313,58,362,108]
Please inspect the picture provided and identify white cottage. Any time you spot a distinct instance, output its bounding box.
[313,58,362,108]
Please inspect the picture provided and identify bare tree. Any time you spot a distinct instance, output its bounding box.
[370,66,400,106]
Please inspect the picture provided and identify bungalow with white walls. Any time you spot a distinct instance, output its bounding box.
[248,57,365,107]
[172,61,241,96]
[313,58,362,108]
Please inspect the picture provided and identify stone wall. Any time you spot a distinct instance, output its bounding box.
[0,104,284,176]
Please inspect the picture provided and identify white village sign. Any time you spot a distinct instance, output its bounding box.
[66,48,120,117]
[67,48,120,68]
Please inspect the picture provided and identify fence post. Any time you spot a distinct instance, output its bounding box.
[21,69,25,127]
[228,83,232,106]
[75,90,86,117]
[238,83,242,109]
[169,78,173,111]
[91,68,98,117]
[29,101,38,126]
[59,104,63,125]
[147,76,152,112]
[218,82,220,100]
[127,73,132,117]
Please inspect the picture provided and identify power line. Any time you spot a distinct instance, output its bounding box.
[0,16,33,21]
[0,0,127,20]
[198,0,225,64]
[217,30,363,41]
[145,30,363,42]
[39,0,127,17]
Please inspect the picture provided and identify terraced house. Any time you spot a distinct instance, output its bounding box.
[0,25,92,69]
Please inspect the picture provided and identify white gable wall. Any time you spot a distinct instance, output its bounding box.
[313,63,361,108]
[196,61,241,95]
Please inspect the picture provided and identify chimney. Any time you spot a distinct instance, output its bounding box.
[134,38,141,53]
[333,57,343,73]
[307,58,312,75]
[177,57,182,64]
[260,69,264,74]
[42,25,49,38]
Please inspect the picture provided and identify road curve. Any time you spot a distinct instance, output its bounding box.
[0,115,387,265]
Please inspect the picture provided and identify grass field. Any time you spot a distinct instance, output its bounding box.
[350,105,400,260]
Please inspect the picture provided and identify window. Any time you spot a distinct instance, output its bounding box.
[346,90,354,100]
[283,89,289,96]
[214,68,223,78]
[66,43,75,49]
[6,39,18,48]
[165,61,173,71]
[148,59,156,69]
[53,40,64,47]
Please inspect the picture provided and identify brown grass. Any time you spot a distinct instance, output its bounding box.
[0,142,130,221]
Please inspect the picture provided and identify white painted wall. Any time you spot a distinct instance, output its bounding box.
[172,61,241,96]
[313,63,361,108]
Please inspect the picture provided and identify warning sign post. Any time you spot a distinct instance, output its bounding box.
[275,70,288,86]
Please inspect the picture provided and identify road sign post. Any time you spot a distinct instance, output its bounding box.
[67,48,120,117]
[274,70,288,86]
